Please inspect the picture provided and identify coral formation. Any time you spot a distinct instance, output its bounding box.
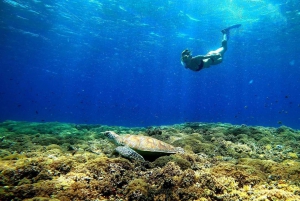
[0,120,300,200]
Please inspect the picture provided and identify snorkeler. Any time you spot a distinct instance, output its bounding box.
[181,24,241,72]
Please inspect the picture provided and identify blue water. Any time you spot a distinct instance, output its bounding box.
[0,0,300,128]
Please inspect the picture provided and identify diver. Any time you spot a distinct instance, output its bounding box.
[181,24,241,72]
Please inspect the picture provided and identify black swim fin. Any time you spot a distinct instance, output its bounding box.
[222,24,241,33]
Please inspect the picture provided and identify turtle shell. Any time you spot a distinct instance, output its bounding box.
[119,135,179,156]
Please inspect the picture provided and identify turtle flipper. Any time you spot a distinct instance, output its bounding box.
[116,146,145,161]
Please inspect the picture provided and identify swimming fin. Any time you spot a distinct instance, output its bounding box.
[222,24,241,33]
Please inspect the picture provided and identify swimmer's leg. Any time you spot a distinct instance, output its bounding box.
[214,35,227,55]
[221,36,227,52]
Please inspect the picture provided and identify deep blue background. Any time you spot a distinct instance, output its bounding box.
[0,0,300,128]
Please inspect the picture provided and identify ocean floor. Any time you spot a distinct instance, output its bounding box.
[0,120,300,201]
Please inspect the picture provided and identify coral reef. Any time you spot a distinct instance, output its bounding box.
[0,120,300,200]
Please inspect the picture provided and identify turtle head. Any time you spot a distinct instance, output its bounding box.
[175,147,185,154]
[104,131,121,145]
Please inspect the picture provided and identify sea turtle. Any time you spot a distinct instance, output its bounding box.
[104,131,184,161]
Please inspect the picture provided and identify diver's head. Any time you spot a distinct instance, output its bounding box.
[181,49,192,68]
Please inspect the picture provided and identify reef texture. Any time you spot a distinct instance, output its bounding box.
[0,120,300,201]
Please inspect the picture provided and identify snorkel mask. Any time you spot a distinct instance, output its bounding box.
[181,49,192,68]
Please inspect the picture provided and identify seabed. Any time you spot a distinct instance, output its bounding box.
[0,120,300,201]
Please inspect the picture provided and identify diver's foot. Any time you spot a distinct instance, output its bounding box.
[221,29,229,34]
